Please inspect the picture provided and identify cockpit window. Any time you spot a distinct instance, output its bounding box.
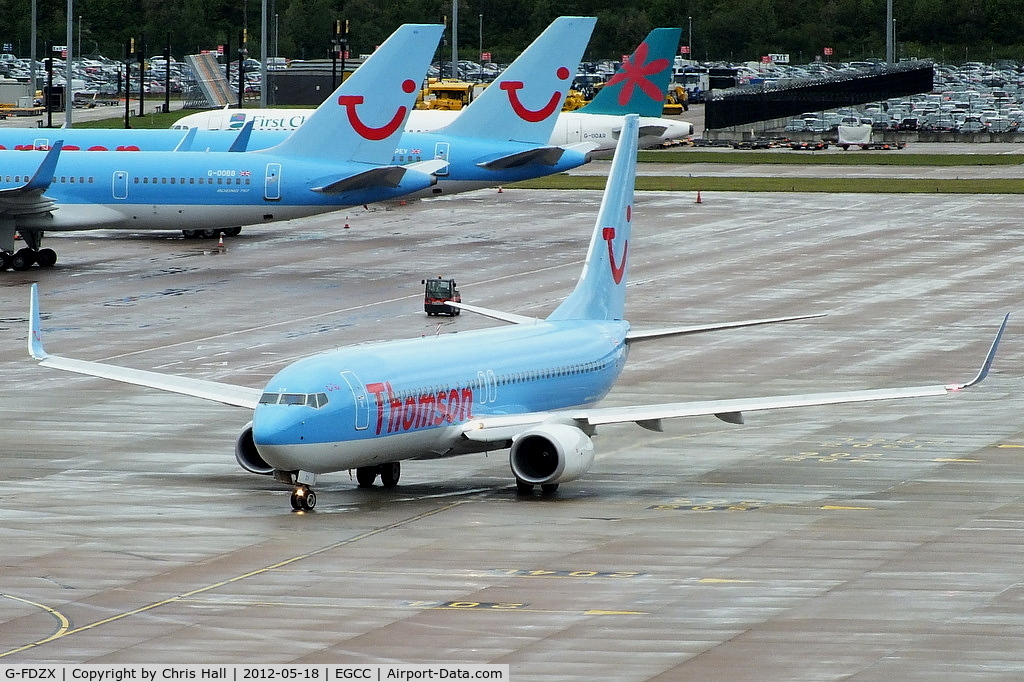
[258,392,330,409]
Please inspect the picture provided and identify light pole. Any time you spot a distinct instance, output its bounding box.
[451,0,458,78]
[65,0,72,127]
[688,16,692,64]
[478,13,482,80]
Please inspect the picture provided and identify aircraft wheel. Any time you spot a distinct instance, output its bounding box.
[200,228,219,238]
[0,251,11,270]
[182,229,199,238]
[290,486,316,511]
[356,466,379,488]
[11,248,35,271]
[223,227,242,236]
[380,462,401,488]
[515,479,534,494]
[541,483,559,494]
[35,248,57,268]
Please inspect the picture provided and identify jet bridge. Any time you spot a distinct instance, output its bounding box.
[705,61,934,130]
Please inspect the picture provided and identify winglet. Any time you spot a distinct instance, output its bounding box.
[24,142,63,192]
[947,313,1009,390]
[28,283,48,360]
[227,119,256,152]
[172,126,199,152]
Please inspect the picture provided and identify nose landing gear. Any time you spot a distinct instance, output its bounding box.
[290,485,317,511]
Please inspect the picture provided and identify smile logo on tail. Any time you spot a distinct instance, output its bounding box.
[337,79,417,140]
[500,66,571,122]
[602,206,630,284]
[603,42,670,106]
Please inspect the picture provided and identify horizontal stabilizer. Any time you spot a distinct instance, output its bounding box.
[626,313,827,343]
[447,302,542,325]
[477,147,566,170]
[313,166,409,193]
[638,124,669,138]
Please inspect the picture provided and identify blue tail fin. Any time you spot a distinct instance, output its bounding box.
[547,114,638,322]
[440,16,596,144]
[577,28,681,118]
[265,24,443,164]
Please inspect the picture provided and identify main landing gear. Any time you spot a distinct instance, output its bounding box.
[356,462,401,488]
[181,227,242,239]
[1,247,57,271]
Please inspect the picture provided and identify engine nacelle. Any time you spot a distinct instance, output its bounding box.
[235,422,275,475]
[509,424,595,486]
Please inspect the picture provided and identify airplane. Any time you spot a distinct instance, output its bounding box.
[27,114,1008,512]
[0,17,598,222]
[168,28,695,155]
[0,23,446,271]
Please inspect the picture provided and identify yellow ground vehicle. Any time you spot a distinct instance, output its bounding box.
[663,84,689,115]
[415,79,474,110]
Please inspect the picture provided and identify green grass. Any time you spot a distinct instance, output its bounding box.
[510,174,1024,194]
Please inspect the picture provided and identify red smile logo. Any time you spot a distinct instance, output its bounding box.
[602,205,631,284]
[500,66,571,122]
[337,79,417,140]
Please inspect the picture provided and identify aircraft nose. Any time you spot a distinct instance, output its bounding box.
[252,405,308,446]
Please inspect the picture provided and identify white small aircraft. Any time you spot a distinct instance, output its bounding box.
[28,115,1008,511]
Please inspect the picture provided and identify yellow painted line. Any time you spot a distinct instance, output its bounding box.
[934,458,979,462]
[584,610,646,616]
[698,578,755,584]
[997,444,1024,448]
[0,501,466,657]
[0,593,72,658]
[820,505,874,510]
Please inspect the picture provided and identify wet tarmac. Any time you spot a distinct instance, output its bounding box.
[0,185,1022,678]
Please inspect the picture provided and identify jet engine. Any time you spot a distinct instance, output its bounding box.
[509,424,595,486]
[234,422,275,475]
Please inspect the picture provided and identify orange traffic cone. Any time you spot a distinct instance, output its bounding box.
[696,190,703,204]
[497,186,503,193]
[344,216,350,229]
[217,233,225,248]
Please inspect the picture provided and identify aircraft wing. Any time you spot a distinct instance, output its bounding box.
[626,313,827,342]
[0,143,62,218]
[462,313,1008,441]
[29,284,262,409]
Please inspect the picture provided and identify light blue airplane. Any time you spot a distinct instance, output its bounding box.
[27,115,1008,511]
[0,17,597,236]
[0,23,446,271]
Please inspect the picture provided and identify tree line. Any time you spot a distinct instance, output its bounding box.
[1,0,1022,67]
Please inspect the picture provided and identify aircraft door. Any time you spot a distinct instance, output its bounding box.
[340,370,370,431]
[112,171,129,200]
[433,142,450,176]
[264,163,282,201]
[565,118,583,144]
